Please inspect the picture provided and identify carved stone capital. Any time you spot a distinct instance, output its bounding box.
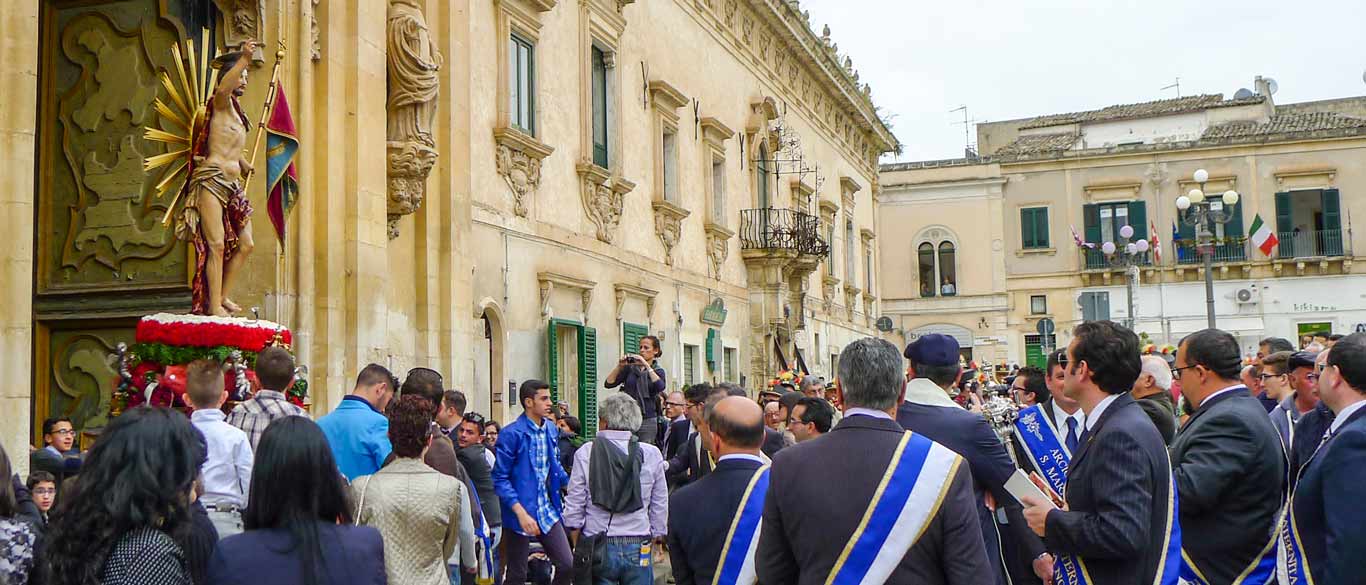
[705,223,734,277]
[213,0,266,66]
[843,284,861,321]
[822,275,840,313]
[494,128,555,217]
[613,283,659,323]
[578,162,635,243]
[652,201,690,266]
[386,140,438,239]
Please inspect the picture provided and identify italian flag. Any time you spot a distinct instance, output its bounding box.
[1250,214,1279,256]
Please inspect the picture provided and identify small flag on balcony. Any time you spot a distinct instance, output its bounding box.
[1070,225,1094,249]
[1149,219,1161,263]
[1250,214,1279,256]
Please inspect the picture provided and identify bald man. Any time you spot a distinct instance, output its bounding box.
[668,397,769,585]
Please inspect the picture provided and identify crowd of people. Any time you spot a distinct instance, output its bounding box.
[2,323,1364,585]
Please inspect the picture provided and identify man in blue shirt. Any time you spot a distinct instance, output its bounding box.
[492,379,572,585]
[317,364,398,481]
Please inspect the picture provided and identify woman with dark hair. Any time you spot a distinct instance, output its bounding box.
[353,395,469,585]
[1,444,38,584]
[482,420,501,464]
[44,407,203,585]
[206,416,385,585]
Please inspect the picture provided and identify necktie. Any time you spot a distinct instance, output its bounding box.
[1065,417,1080,453]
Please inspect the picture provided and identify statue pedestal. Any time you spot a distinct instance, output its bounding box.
[111,313,303,415]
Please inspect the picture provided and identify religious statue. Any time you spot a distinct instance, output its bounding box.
[385,0,442,239]
[176,41,257,316]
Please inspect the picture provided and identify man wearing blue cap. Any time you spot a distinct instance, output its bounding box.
[898,334,1047,585]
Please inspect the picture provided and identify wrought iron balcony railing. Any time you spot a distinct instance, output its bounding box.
[1276,229,1347,259]
[739,208,829,257]
[1174,237,1250,265]
[1081,248,1154,271]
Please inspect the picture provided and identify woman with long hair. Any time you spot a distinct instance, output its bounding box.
[353,395,468,585]
[206,416,385,585]
[1,444,38,584]
[44,406,203,585]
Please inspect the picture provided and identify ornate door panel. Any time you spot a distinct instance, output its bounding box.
[33,0,213,440]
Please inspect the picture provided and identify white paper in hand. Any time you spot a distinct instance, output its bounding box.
[1005,469,1057,509]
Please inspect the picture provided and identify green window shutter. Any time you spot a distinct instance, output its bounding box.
[1323,189,1342,256]
[1020,208,1037,248]
[1035,208,1050,248]
[1127,201,1148,241]
[1226,199,1245,237]
[578,326,598,439]
[705,329,719,372]
[546,320,560,403]
[1083,204,1101,244]
[623,322,648,356]
[1274,192,1292,235]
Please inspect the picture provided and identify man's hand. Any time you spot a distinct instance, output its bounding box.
[238,159,253,177]
[517,510,541,537]
[1021,496,1053,537]
[238,40,257,61]
[1033,553,1055,584]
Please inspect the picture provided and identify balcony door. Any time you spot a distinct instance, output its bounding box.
[1275,189,1342,258]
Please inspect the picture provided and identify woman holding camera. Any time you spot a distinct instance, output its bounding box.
[604,335,667,444]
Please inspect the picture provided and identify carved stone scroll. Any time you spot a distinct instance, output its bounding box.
[652,201,689,266]
[578,162,636,243]
[386,0,443,239]
[494,128,554,217]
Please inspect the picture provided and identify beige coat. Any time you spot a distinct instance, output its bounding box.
[352,457,466,585]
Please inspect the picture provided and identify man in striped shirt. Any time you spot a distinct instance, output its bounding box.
[228,346,309,450]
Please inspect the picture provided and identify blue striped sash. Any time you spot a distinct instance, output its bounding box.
[826,432,961,585]
[1276,501,1314,585]
[712,466,770,585]
[1014,404,1071,497]
[469,487,496,585]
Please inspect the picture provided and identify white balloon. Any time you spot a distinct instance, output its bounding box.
[1176,196,1192,211]
[1102,241,1117,255]
[1135,239,1150,252]
[1125,243,1137,255]
[1120,225,1135,239]
[1193,169,1209,183]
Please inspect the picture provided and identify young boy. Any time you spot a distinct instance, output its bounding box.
[25,471,57,524]
[186,359,254,539]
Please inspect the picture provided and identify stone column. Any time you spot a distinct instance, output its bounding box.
[0,2,39,474]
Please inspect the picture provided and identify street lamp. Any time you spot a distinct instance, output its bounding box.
[1176,168,1239,328]
[1099,224,1149,330]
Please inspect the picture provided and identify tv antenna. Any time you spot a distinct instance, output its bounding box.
[950,105,979,158]
[1161,77,1181,97]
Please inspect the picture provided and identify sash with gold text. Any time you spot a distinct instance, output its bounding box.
[827,432,961,585]
[1014,404,1071,497]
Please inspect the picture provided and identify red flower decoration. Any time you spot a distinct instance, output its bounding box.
[136,317,292,352]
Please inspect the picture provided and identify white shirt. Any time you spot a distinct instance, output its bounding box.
[1197,384,1245,410]
[191,409,254,507]
[1330,399,1366,434]
[484,447,496,468]
[717,453,766,464]
[1085,393,1122,431]
[1051,400,1086,436]
[904,378,962,410]
[844,407,895,421]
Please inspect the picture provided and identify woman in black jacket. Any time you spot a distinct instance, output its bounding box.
[207,416,386,585]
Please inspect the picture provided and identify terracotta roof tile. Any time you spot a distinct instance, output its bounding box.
[1018,94,1265,130]
[993,133,1078,156]
[1201,112,1366,139]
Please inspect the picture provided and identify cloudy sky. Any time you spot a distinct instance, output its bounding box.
[800,0,1366,162]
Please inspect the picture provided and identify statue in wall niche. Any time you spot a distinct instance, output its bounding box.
[386,0,443,239]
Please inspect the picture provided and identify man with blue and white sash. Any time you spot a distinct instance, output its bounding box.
[1169,329,1283,585]
[1277,333,1366,585]
[756,337,990,585]
[667,396,770,585]
[1009,359,1084,584]
[1021,321,1181,585]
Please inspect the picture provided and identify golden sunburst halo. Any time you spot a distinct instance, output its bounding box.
[144,28,218,225]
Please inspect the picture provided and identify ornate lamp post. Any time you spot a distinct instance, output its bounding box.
[1099,224,1150,330]
[1176,168,1239,328]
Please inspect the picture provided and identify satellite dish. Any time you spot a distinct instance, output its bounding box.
[1233,88,1255,100]
[1266,78,1279,96]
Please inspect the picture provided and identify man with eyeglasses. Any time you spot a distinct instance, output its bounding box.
[1276,332,1366,585]
[1169,328,1284,585]
[29,416,83,495]
[660,391,689,460]
[1287,351,1336,483]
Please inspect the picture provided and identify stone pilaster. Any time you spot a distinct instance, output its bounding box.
[0,0,39,473]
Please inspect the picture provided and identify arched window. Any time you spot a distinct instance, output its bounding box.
[756,144,770,208]
[938,242,957,296]
[918,243,936,297]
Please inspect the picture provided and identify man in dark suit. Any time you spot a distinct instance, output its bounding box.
[1021,321,1177,585]
[898,334,1042,585]
[667,383,726,487]
[1170,329,1284,584]
[757,337,991,585]
[668,395,769,585]
[1282,332,1366,584]
[660,390,689,459]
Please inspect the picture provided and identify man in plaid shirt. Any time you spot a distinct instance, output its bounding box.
[228,346,309,450]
